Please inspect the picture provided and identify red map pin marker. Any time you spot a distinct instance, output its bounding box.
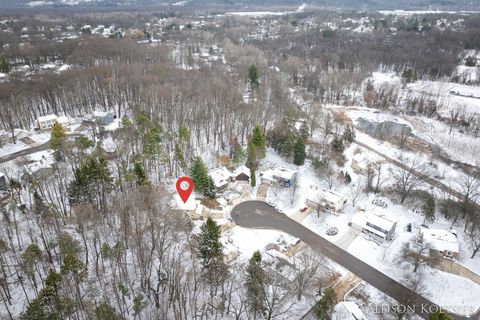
[176,177,194,203]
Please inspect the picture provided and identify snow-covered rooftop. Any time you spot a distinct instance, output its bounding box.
[261,167,297,184]
[351,210,397,238]
[322,189,346,205]
[208,167,231,189]
[37,114,57,122]
[93,110,111,117]
[233,164,250,178]
[421,228,459,254]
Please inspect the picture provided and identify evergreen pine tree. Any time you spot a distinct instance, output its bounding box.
[143,122,163,159]
[245,251,266,315]
[422,196,436,223]
[174,143,187,172]
[293,138,306,166]
[251,126,266,159]
[232,144,246,167]
[248,64,259,85]
[280,134,296,160]
[313,287,337,320]
[199,217,223,268]
[204,176,217,199]
[95,303,123,320]
[246,141,258,170]
[331,138,345,153]
[250,168,256,187]
[0,56,10,74]
[190,157,210,193]
[342,126,355,144]
[50,122,67,152]
[133,160,149,186]
[299,122,310,141]
[344,171,352,184]
[179,126,190,141]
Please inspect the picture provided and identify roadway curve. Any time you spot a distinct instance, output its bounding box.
[231,200,479,320]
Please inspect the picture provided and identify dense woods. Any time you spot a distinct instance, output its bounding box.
[0,6,479,320]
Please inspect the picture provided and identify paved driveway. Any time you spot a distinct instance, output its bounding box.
[231,200,478,320]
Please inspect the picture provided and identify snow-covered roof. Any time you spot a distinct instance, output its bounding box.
[351,210,397,238]
[334,302,367,320]
[322,189,346,205]
[93,111,111,118]
[273,167,296,180]
[233,165,250,178]
[261,167,297,182]
[37,114,57,122]
[421,228,459,254]
[308,188,345,203]
[208,167,231,189]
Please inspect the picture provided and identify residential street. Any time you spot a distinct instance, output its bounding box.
[0,141,50,164]
[231,200,479,320]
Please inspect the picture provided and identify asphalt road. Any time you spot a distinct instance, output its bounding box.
[0,141,51,164]
[231,200,479,320]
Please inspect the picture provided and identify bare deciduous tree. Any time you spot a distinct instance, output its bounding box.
[401,234,438,273]
[391,157,429,203]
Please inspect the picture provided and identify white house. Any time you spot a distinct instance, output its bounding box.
[420,228,459,259]
[36,114,69,131]
[37,114,58,130]
[208,167,231,190]
[351,209,397,240]
[306,189,347,213]
[333,302,367,320]
[260,167,297,187]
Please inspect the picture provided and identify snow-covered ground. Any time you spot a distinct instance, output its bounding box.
[347,108,476,188]
[260,142,480,316]
[0,131,50,158]
[369,70,480,118]
[302,178,480,316]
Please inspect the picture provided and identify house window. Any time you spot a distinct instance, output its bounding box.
[366,222,388,236]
